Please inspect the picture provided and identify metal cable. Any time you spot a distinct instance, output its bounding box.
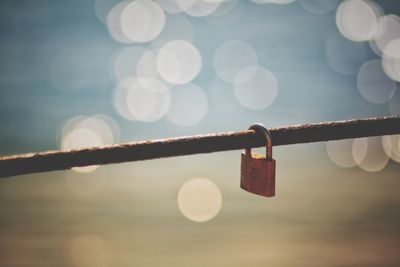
[0,116,399,178]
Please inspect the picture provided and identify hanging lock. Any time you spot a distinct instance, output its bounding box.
[241,123,276,197]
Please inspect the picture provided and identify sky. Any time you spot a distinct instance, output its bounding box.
[0,0,400,266]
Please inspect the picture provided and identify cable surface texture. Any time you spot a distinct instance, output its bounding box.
[0,116,399,178]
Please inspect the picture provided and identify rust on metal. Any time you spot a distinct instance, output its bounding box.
[0,116,399,178]
[241,123,275,197]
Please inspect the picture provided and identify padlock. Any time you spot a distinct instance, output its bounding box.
[241,123,276,197]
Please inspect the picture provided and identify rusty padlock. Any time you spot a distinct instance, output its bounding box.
[241,123,276,197]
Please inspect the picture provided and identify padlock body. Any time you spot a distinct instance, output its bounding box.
[240,152,275,197]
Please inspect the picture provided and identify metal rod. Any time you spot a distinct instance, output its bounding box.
[0,116,399,178]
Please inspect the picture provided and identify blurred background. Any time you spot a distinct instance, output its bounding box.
[0,0,400,266]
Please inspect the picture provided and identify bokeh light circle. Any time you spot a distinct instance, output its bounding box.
[154,0,181,14]
[370,15,400,56]
[157,40,202,84]
[357,59,396,104]
[154,0,194,14]
[213,40,258,83]
[111,46,145,81]
[166,0,198,13]
[75,116,118,145]
[184,1,221,17]
[113,77,139,121]
[62,128,103,173]
[211,0,239,16]
[326,139,357,168]
[106,0,131,43]
[336,0,382,42]
[177,178,222,222]
[233,65,278,110]
[120,0,166,43]
[167,83,208,126]
[62,128,104,151]
[382,38,400,82]
[382,135,400,163]
[126,77,170,122]
[60,116,119,173]
[136,49,160,80]
[59,116,86,144]
[352,137,390,172]
[206,0,243,26]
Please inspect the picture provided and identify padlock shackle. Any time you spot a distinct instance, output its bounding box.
[249,123,273,159]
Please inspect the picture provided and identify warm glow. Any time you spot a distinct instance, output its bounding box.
[177,178,222,222]
[65,168,107,196]
[382,135,400,163]
[352,137,390,172]
[326,139,356,168]
[60,116,118,173]
[69,234,112,267]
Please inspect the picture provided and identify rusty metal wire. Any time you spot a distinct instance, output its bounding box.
[0,116,399,178]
